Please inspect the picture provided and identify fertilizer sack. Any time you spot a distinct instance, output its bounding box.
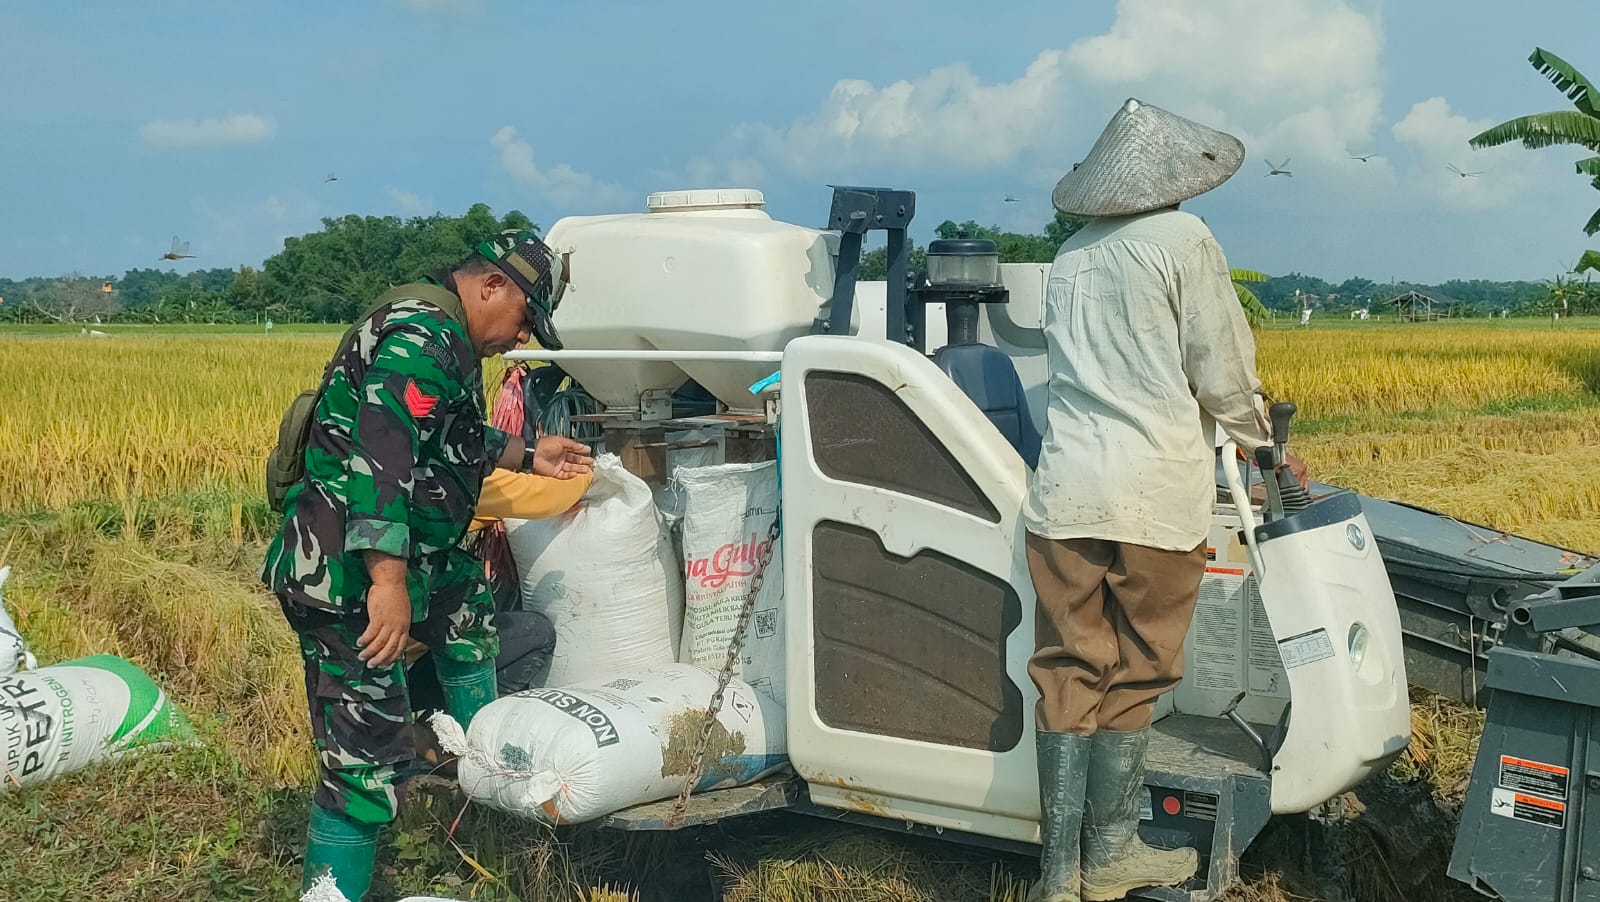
[0,654,193,790]
[676,461,785,703]
[460,663,786,825]
[505,454,684,686]
[0,566,35,676]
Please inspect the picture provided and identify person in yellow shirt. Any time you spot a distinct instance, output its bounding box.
[471,464,593,530]
[407,465,594,715]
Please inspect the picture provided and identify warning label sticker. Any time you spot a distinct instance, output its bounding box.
[1248,584,1290,698]
[1499,755,1570,800]
[1139,787,1153,822]
[1278,628,1336,669]
[1491,787,1566,829]
[1192,579,1243,691]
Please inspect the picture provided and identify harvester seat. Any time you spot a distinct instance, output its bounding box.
[932,343,1041,469]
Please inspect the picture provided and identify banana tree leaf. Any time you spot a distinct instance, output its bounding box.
[1470,111,1600,153]
[1234,283,1270,327]
[1529,47,1599,118]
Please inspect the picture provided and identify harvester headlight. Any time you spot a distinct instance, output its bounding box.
[1348,622,1370,670]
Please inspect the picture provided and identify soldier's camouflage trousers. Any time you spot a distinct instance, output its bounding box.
[280,547,499,825]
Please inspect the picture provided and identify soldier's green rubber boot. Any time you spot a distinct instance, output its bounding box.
[301,803,381,901]
[435,656,497,729]
[1080,728,1199,901]
[1028,730,1091,902]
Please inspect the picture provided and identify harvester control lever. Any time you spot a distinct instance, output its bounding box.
[1250,401,1312,522]
[1255,445,1285,522]
[1269,401,1297,453]
[1267,402,1311,514]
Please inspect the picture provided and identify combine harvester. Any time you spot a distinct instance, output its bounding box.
[501,186,1596,901]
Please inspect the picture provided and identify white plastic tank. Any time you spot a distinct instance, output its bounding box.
[542,189,841,414]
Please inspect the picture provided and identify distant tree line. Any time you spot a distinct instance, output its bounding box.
[0,203,535,325]
[0,202,1579,324]
[1247,273,1557,318]
[858,215,1562,319]
[858,213,1085,281]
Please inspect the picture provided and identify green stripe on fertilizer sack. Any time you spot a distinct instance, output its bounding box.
[66,655,195,746]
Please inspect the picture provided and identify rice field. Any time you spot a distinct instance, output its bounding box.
[0,333,335,511]
[6,320,1600,547]
[1,317,1595,901]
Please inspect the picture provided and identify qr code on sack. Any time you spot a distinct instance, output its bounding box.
[604,678,642,691]
[755,608,777,639]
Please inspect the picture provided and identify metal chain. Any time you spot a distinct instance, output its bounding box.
[666,504,782,829]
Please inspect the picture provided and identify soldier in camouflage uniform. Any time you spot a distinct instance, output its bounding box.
[264,230,592,901]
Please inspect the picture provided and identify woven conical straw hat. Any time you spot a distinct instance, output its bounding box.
[1052,98,1244,217]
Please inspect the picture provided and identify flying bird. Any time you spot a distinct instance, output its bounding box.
[159,237,195,261]
[1265,158,1293,177]
[1351,153,1378,162]
[1447,163,1482,179]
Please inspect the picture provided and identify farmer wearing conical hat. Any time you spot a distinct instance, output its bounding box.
[1021,100,1282,902]
[263,230,592,900]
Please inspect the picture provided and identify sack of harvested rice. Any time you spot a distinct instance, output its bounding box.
[505,455,684,686]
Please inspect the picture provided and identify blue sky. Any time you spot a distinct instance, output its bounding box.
[3,0,1598,284]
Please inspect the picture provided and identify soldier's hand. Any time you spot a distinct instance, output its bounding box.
[534,436,594,479]
[357,582,412,668]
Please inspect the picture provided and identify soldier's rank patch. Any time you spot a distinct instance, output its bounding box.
[404,380,439,418]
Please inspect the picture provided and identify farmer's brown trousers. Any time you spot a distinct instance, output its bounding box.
[1026,533,1206,734]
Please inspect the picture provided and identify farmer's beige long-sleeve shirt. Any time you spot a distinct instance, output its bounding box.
[1023,209,1272,551]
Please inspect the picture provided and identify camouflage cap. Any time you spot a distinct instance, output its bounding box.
[476,229,566,350]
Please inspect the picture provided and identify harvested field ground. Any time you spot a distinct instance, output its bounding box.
[0,318,1591,900]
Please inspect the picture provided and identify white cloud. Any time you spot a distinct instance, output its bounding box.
[1067,0,1382,132]
[1391,97,1539,211]
[388,188,434,215]
[139,113,275,151]
[491,126,631,209]
[737,51,1069,173]
[1059,0,1393,210]
[636,0,1572,280]
[713,0,1386,183]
